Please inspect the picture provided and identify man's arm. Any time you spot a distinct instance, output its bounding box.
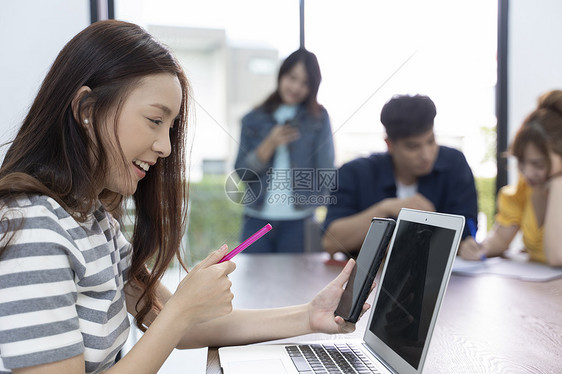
[323,194,435,256]
[322,201,389,256]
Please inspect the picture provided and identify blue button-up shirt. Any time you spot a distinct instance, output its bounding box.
[324,146,478,239]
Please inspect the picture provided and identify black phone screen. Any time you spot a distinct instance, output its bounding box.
[335,218,395,322]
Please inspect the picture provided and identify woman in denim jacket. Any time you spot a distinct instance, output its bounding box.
[234,48,335,253]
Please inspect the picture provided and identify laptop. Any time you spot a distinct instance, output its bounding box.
[219,208,465,374]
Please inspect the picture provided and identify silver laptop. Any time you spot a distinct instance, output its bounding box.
[219,208,465,374]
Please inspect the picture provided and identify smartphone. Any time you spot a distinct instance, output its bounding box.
[335,217,396,323]
[218,223,272,263]
[284,119,299,129]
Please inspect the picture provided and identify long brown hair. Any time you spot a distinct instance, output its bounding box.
[0,20,190,331]
[510,90,562,170]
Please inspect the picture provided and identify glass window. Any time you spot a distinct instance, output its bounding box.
[115,0,497,261]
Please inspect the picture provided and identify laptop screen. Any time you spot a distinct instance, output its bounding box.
[368,219,456,369]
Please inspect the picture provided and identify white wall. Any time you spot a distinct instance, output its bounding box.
[0,0,89,161]
[507,0,562,183]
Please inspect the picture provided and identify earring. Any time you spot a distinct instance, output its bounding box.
[83,119,89,124]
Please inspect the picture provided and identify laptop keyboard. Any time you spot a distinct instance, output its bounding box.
[285,343,381,373]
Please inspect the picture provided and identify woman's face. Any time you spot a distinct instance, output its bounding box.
[103,73,182,196]
[278,62,310,105]
[518,143,549,187]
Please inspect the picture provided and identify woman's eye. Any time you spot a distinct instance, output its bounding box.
[149,118,163,125]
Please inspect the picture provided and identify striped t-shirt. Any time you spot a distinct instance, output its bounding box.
[0,194,132,373]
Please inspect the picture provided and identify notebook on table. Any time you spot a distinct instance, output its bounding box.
[218,208,465,374]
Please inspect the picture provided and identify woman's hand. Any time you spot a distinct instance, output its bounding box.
[307,259,373,334]
[267,123,300,147]
[543,153,562,266]
[548,151,562,179]
[256,124,300,163]
[167,245,236,329]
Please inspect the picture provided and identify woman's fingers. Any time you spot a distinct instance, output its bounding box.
[333,259,356,288]
[193,244,230,271]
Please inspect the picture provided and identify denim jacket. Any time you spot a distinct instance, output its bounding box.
[234,105,335,210]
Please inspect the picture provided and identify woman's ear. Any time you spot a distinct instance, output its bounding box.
[71,86,93,125]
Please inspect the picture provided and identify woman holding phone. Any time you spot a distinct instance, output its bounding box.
[234,48,335,253]
[0,21,367,373]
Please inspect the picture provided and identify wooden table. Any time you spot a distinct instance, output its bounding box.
[206,253,562,373]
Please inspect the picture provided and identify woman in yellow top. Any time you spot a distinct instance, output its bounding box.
[459,90,562,266]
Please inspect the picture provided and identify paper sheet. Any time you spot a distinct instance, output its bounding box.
[452,256,562,281]
[159,347,208,374]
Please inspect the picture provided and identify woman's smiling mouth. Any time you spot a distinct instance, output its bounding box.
[132,159,150,178]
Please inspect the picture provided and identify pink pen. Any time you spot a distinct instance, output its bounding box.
[218,223,272,263]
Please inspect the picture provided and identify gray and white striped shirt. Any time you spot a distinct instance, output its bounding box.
[0,194,132,373]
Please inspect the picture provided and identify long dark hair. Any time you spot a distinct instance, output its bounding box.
[0,20,190,331]
[261,48,323,116]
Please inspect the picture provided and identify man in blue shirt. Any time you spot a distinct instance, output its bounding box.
[322,94,479,257]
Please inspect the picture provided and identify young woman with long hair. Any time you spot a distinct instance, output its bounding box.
[0,20,363,373]
[234,48,335,253]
